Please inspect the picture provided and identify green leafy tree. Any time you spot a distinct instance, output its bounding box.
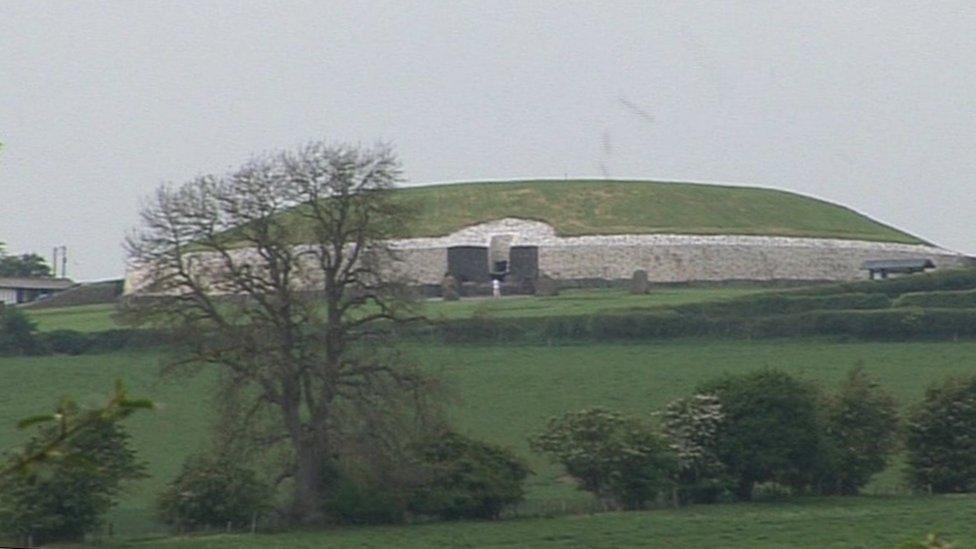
[409,431,529,520]
[0,383,151,544]
[906,374,976,493]
[0,251,52,278]
[530,407,676,510]
[697,370,824,500]
[818,367,900,495]
[158,454,272,532]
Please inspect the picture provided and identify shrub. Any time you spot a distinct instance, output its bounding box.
[158,454,271,532]
[0,416,145,544]
[818,367,900,495]
[530,407,676,510]
[409,432,529,520]
[905,375,976,493]
[660,394,733,504]
[323,473,408,525]
[698,370,824,500]
[0,307,43,355]
[41,329,94,355]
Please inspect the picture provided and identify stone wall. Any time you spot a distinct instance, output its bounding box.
[388,218,973,284]
[124,218,974,293]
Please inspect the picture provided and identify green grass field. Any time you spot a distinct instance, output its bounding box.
[26,303,123,332]
[380,180,923,243]
[123,495,976,548]
[24,288,761,332]
[3,339,976,543]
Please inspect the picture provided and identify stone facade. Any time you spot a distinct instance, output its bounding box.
[124,218,974,294]
[387,218,972,285]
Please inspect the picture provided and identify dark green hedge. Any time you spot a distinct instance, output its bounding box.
[673,292,891,318]
[894,289,976,309]
[791,268,976,298]
[423,307,976,343]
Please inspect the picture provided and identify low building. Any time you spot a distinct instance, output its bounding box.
[0,277,75,306]
[862,259,936,280]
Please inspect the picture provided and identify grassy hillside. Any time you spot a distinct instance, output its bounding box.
[3,340,976,541]
[384,180,923,243]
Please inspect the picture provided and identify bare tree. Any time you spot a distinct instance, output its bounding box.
[125,142,433,522]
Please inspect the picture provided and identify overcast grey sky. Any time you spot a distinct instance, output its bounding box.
[2,1,974,280]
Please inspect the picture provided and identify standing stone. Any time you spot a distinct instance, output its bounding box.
[441,274,460,301]
[630,269,649,295]
[535,275,559,297]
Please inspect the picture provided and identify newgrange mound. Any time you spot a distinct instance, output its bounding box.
[125,180,973,294]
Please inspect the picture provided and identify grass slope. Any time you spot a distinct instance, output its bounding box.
[129,496,976,548]
[386,180,923,243]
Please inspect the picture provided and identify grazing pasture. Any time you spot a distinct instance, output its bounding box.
[2,339,975,541]
[24,287,761,332]
[126,495,976,548]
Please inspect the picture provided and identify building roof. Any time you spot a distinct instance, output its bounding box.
[861,259,935,271]
[0,277,75,291]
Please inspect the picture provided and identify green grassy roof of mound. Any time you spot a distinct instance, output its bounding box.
[385,179,924,244]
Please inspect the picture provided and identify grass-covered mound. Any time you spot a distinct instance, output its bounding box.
[282,180,926,243]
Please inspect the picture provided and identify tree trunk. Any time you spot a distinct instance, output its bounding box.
[735,478,754,501]
[291,443,325,523]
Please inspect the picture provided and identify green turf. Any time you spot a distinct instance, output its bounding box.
[25,303,121,332]
[3,339,976,542]
[24,288,761,332]
[379,180,922,243]
[121,495,976,548]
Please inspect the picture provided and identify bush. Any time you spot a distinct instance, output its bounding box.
[323,473,408,525]
[0,307,43,355]
[818,367,900,495]
[906,375,976,493]
[158,454,271,532]
[530,407,676,510]
[0,416,145,544]
[698,370,824,500]
[41,329,94,355]
[661,394,733,504]
[409,432,529,520]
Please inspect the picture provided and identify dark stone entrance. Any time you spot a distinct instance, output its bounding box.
[447,246,490,283]
[509,246,539,282]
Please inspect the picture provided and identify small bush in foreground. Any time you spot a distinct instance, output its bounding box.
[158,454,271,531]
[906,375,976,493]
[0,415,145,544]
[818,367,900,495]
[410,431,529,520]
[530,407,676,510]
[698,370,823,500]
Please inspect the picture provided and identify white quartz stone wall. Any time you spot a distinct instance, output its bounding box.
[124,218,973,293]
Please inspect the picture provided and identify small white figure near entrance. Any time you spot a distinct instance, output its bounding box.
[492,278,501,298]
